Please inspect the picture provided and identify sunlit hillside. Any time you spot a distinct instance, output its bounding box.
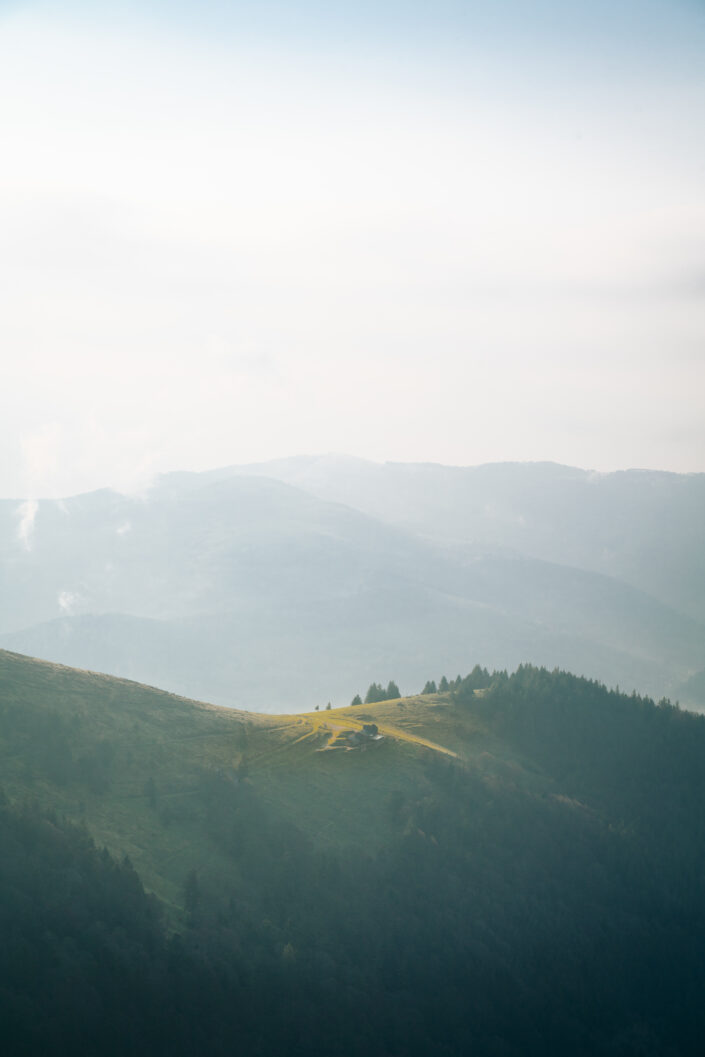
[5,648,705,1053]
[0,650,494,906]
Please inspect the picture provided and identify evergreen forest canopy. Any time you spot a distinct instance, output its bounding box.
[2,649,705,1056]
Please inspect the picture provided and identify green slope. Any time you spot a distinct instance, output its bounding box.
[5,648,705,1055]
[0,649,282,910]
[1,646,699,912]
[0,649,498,908]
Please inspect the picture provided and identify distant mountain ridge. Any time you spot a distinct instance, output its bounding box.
[1,458,702,708]
[229,456,705,623]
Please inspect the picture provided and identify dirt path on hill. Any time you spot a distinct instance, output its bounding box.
[303,715,458,758]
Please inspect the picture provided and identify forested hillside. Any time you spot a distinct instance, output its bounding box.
[2,650,705,1055]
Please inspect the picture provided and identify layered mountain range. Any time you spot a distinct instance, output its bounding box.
[1,458,703,709]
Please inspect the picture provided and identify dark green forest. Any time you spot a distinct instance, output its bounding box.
[3,662,705,1055]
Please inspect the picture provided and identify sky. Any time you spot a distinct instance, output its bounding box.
[1,0,704,497]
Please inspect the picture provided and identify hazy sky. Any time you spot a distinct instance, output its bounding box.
[2,0,704,497]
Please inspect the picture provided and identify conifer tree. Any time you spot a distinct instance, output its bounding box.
[364,683,385,704]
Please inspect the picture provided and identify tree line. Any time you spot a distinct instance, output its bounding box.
[349,664,493,705]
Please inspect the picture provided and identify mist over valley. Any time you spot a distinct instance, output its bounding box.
[2,458,703,710]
